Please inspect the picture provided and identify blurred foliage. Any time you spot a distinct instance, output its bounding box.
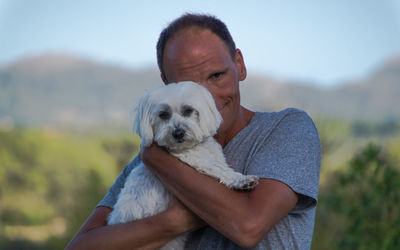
[352,119,400,137]
[0,128,139,249]
[0,120,399,249]
[102,136,139,172]
[312,143,400,250]
[315,119,351,156]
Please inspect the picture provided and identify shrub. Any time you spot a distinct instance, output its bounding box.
[313,143,400,249]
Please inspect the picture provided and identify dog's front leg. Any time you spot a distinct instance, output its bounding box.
[175,138,259,191]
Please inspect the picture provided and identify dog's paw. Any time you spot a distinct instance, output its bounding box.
[228,175,259,192]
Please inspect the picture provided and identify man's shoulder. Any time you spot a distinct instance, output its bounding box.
[243,108,317,146]
[225,108,317,157]
[252,107,311,129]
[256,107,309,119]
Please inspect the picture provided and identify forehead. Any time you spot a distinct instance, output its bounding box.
[163,29,232,82]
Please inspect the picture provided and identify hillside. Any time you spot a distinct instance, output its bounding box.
[0,54,162,128]
[241,55,400,120]
[1,53,399,129]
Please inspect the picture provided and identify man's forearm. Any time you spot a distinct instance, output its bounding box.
[142,144,299,248]
[66,209,187,250]
[141,145,254,242]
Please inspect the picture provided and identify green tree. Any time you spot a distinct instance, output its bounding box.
[0,129,128,249]
[313,143,400,249]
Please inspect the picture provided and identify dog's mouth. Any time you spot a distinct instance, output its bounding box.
[166,133,201,153]
[174,138,185,143]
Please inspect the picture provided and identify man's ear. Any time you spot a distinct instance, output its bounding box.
[235,49,247,81]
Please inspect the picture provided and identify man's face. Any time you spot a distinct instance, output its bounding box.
[162,28,247,136]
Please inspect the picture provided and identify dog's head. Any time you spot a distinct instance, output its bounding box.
[133,81,222,152]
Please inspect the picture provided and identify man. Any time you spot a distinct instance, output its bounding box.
[66,13,321,249]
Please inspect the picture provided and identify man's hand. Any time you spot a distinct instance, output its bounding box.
[141,144,206,231]
[166,195,206,232]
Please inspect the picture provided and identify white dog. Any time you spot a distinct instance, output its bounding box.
[108,81,259,249]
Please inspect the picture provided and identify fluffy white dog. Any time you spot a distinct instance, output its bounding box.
[108,81,259,249]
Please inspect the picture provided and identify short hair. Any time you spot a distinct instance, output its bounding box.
[156,13,236,78]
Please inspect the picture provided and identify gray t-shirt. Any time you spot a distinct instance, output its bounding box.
[98,108,321,250]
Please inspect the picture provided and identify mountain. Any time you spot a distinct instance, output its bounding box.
[1,53,399,129]
[241,55,400,121]
[0,54,162,129]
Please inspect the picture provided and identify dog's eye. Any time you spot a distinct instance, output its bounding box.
[159,111,170,120]
[182,106,194,117]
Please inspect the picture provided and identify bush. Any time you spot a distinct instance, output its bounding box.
[313,143,400,249]
[0,128,139,249]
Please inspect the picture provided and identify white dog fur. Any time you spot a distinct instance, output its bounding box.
[108,81,259,249]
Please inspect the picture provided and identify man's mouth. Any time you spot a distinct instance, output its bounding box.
[218,103,227,111]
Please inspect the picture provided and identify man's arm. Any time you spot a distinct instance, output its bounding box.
[142,144,299,249]
[66,198,204,250]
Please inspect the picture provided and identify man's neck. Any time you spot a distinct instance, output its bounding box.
[215,106,254,147]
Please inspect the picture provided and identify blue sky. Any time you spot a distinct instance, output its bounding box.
[1,0,400,86]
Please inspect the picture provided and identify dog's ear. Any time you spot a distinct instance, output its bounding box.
[133,90,154,148]
[196,84,222,136]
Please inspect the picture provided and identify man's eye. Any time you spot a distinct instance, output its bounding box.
[159,111,170,120]
[211,72,224,80]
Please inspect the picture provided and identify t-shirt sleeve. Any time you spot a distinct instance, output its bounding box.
[96,155,141,209]
[247,110,321,212]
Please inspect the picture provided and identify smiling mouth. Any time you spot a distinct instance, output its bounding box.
[218,103,227,111]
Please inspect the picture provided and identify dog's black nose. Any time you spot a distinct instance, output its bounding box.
[172,128,185,141]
